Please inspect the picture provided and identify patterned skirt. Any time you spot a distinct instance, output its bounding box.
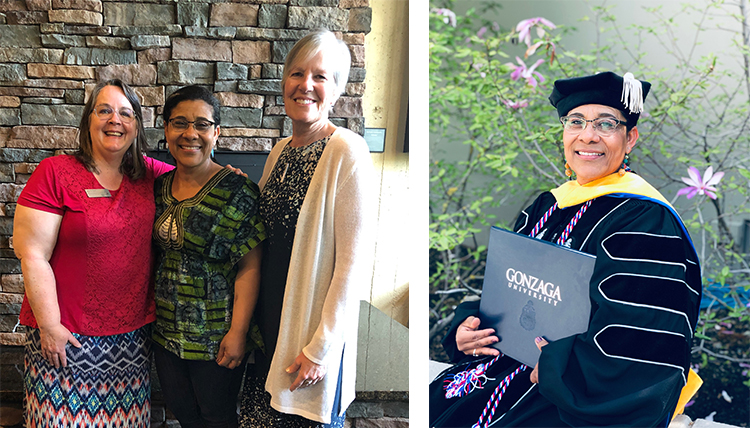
[24,326,151,428]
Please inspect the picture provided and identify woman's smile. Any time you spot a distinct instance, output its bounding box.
[283,50,337,128]
[165,99,219,170]
[293,97,316,105]
[575,150,604,158]
[89,85,139,158]
[563,105,637,184]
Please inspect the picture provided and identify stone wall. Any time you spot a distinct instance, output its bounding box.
[0,0,370,405]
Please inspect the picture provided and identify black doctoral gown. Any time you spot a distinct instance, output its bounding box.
[430,191,701,428]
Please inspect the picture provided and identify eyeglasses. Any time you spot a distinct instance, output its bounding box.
[560,116,626,137]
[92,105,136,124]
[168,118,216,133]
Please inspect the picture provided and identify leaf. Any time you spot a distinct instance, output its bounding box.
[694,332,711,341]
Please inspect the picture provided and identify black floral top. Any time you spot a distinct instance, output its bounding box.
[255,134,330,367]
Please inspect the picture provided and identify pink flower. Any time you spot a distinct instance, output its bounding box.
[677,166,724,199]
[472,63,486,78]
[503,99,529,109]
[516,17,556,47]
[432,8,456,27]
[508,57,545,87]
[525,40,556,59]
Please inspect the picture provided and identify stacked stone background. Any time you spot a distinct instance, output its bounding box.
[0,0,371,410]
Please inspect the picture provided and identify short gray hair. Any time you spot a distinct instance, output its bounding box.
[281,29,352,103]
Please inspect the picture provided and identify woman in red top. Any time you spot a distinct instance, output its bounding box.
[13,80,172,427]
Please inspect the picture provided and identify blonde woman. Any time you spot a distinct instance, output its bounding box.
[239,30,375,428]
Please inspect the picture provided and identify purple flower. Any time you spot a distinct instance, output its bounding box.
[516,17,556,47]
[677,166,724,199]
[431,8,456,27]
[503,99,529,109]
[477,26,487,39]
[508,57,545,87]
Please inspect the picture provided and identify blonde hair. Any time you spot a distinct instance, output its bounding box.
[281,29,351,104]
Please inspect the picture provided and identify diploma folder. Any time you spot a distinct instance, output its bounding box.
[479,226,595,366]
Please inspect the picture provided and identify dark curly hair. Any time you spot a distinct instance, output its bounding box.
[163,85,221,126]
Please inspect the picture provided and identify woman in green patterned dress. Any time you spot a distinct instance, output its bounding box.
[151,85,265,428]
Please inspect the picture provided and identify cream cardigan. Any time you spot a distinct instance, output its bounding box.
[258,127,376,423]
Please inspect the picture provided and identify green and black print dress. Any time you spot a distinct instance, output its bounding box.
[152,168,266,361]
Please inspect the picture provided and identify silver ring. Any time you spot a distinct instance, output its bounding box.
[472,349,477,357]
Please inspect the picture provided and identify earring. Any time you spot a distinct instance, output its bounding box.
[211,148,215,158]
[619,153,631,176]
[565,162,573,178]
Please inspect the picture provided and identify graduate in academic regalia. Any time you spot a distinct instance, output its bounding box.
[430,71,702,427]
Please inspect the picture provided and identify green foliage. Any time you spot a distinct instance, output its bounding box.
[429,0,750,380]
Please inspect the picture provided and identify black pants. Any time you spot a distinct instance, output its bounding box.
[154,344,248,428]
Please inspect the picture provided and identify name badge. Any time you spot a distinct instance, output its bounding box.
[85,189,112,198]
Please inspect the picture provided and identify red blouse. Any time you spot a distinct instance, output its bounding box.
[17,155,173,336]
